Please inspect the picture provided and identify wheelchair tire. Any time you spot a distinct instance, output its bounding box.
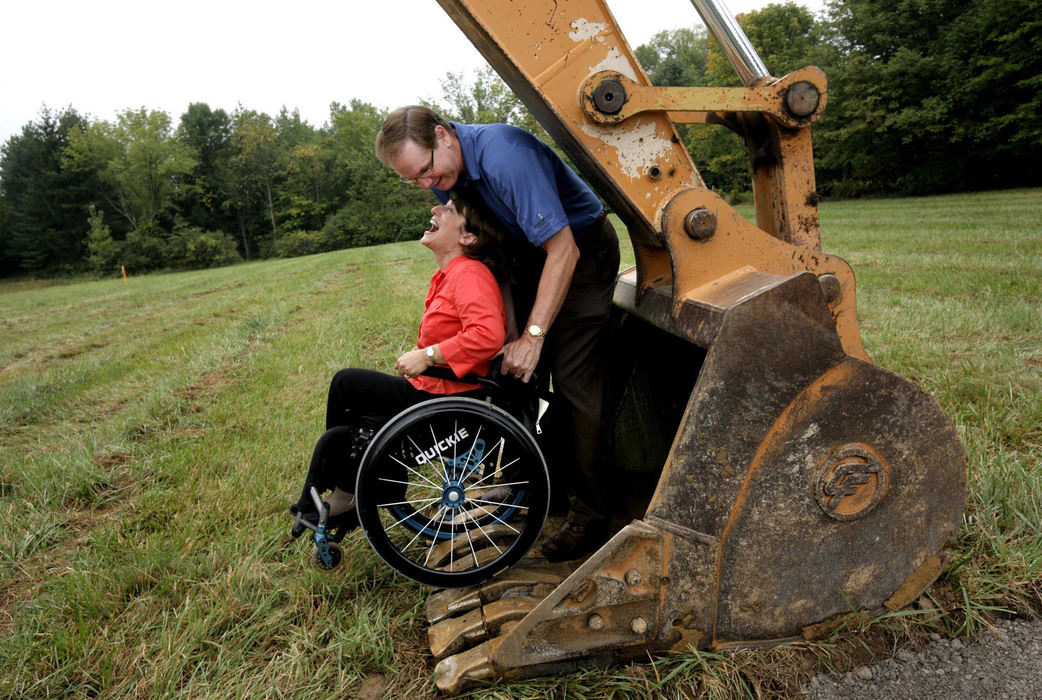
[355,396,550,589]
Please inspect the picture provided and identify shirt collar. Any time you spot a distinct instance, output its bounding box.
[449,122,480,185]
[431,254,467,284]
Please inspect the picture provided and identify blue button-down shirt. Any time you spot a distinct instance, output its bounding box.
[432,122,603,246]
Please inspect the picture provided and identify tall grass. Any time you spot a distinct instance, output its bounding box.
[1,189,1040,698]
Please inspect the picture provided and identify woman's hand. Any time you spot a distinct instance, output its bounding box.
[394,347,434,379]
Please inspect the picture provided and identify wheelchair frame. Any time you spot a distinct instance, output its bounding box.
[293,366,551,589]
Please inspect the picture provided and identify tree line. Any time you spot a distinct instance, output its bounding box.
[0,100,437,277]
[1,0,1039,277]
[637,0,1041,197]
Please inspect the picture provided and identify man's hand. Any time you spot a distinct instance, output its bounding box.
[502,332,544,383]
[500,226,578,383]
[394,347,433,379]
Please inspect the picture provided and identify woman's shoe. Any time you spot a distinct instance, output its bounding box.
[289,502,359,542]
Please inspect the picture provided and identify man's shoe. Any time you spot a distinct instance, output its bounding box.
[540,519,607,562]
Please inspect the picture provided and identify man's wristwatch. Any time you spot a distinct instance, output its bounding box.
[526,324,546,338]
[425,346,436,363]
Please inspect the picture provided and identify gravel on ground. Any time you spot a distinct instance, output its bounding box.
[802,618,1042,700]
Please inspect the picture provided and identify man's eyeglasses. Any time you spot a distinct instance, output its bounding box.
[401,148,435,185]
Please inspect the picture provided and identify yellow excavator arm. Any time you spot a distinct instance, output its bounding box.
[439,0,864,357]
[420,0,966,692]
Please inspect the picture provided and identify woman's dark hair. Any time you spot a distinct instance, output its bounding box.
[451,190,508,276]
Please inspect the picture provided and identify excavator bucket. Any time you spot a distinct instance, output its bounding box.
[425,0,967,692]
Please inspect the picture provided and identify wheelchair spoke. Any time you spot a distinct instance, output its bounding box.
[463,501,522,534]
[377,476,443,491]
[461,425,484,473]
[467,456,521,490]
[469,478,530,491]
[460,517,481,566]
[405,433,452,487]
[422,511,450,566]
[388,453,443,490]
[402,507,447,555]
[385,497,445,525]
[428,424,452,484]
[468,497,530,511]
[380,496,443,519]
[459,510,504,555]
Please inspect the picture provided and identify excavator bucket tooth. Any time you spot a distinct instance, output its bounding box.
[426,560,574,624]
[429,593,548,659]
[433,639,500,694]
[432,521,674,694]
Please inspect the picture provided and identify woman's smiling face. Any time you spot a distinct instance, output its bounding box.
[421,200,468,256]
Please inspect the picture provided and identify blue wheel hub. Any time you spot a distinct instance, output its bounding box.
[442,482,466,510]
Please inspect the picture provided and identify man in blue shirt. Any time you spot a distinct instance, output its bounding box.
[376,105,620,561]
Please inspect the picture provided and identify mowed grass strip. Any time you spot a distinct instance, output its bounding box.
[1,244,435,698]
[1,188,1040,698]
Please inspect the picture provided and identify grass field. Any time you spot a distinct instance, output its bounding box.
[2,188,1040,698]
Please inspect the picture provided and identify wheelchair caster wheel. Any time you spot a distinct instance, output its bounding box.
[309,542,343,571]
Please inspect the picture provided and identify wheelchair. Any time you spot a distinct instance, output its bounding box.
[290,363,551,589]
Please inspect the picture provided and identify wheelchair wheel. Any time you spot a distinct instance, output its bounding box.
[355,396,549,589]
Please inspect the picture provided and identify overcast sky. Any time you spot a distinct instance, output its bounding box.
[0,0,825,146]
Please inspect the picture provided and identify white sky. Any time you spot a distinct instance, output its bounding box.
[0,0,825,146]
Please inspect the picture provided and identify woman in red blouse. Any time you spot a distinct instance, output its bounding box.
[291,191,508,530]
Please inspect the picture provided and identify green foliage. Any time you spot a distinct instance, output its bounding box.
[706,2,822,85]
[634,5,822,196]
[169,221,242,269]
[84,205,122,274]
[0,107,98,273]
[319,199,430,251]
[684,127,750,198]
[4,0,1041,276]
[815,0,1042,195]
[274,108,338,235]
[632,0,1042,198]
[63,108,197,231]
[325,100,433,248]
[635,28,709,87]
[226,108,280,256]
[271,229,326,258]
[176,103,234,233]
[435,66,544,136]
[121,222,172,273]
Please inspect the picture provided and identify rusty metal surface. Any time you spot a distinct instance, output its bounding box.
[420,0,968,693]
[427,561,573,624]
[427,275,965,693]
[579,67,827,128]
[711,356,965,643]
[647,272,847,538]
[659,188,862,357]
[435,0,835,305]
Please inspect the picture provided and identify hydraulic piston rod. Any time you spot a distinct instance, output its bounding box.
[689,0,770,84]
